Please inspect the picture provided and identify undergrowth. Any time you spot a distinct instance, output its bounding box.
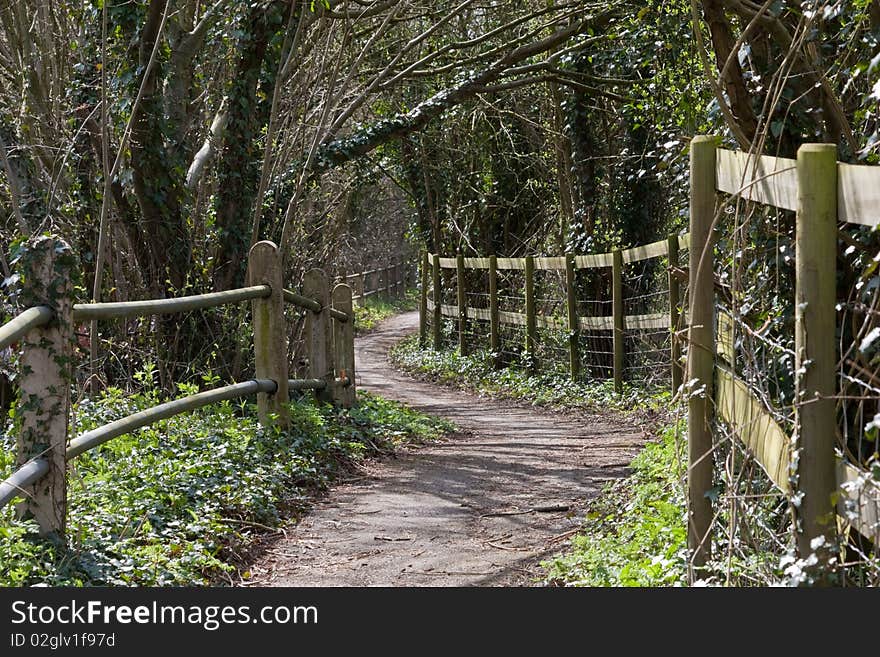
[0,387,451,586]
[543,422,688,586]
[390,334,672,415]
[354,289,418,333]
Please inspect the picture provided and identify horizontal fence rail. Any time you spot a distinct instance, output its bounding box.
[0,459,50,510]
[432,234,690,273]
[715,147,880,227]
[0,306,54,351]
[66,379,279,459]
[72,286,271,321]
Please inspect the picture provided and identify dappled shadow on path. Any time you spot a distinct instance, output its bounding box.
[245,311,643,587]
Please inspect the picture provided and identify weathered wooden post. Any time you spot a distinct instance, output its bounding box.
[525,255,537,371]
[361,270,368,304]
[248,241,289,428]
[304,268,334,403]
[385,265,392,300]
[489,255,500,367]
[15,236,74,538]
[419,251,429,348]
[688,135,717,574]
[612,249,624,393]
[794,143,838,570]
[566,254,580,381]
[668,234,682,394]
[432,254,442,349]
[332,283,356,408]
[456,253,468,355]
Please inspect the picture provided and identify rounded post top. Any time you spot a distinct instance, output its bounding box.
[798,142,837,152]
[691,135,716,145]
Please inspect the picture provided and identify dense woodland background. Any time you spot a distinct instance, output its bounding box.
[3,0,880,392]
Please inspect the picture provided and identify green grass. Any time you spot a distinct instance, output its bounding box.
[354,289,419,333]
[0,387,451,586]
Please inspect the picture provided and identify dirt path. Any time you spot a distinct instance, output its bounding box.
[246,311,645,586]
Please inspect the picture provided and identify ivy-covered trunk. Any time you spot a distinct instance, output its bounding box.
[212,5,281,292]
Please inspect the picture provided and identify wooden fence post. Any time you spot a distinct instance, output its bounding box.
[15,236,74,538]
[489,255,500,367]
[668,234,682,394]
[432,254,442,349]
[304,268,334,403]
[395,263,403,298]
[566,254,580,381]
[384,266,392,300]
[332,283,356,408]
[419,251,429,348]
[361,270,368,304]
[248,240,289,428]
[457,253,468,355]
[687,135,717,574]
[612,249,624,393]
[794,143,838,569]
[525,255,537,371]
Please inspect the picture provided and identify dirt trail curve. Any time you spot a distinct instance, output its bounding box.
[246,311,645,586]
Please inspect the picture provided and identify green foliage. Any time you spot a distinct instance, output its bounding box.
[542,422,688,587]
[353,289,418,334]
[390,335,670,413]
[0,389,449,586]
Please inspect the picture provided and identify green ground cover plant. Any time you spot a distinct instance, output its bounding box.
[0,382,451,586]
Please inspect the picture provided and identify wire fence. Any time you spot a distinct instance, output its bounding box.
[423,238,688,392]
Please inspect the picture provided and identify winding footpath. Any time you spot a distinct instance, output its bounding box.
[246,311,645,586]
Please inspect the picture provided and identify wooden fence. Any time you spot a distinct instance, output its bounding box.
[336,261,410,304]
[419,236,689,393]
[687,136,880,575]
[0,238,356,539]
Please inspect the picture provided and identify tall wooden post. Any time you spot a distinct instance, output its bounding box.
[489,255,500,367]
[304,268,334,403]
[612,249,625,393]
[525,255,537,371]
[566,254,580,381]
[419,251,429,348]
[361,271,368,304]
[332,283,356,408]
[687,135,717,574]
[432,254,442,349]
[794,143,838,569]
[248,241,289,428]
[456,253,468,355]
[393,264,401,298]
[16,236,74,538]
[668,234,682,394]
